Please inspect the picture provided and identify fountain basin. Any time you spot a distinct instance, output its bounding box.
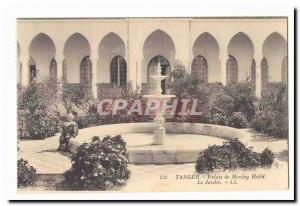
[69,122,250,164]
[143,94,176,99]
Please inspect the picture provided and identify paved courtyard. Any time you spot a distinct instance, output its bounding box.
[18,129,289,192]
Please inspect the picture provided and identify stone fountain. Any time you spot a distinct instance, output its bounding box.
[143,62,175,145]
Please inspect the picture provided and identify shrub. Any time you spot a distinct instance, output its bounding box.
[228,112,248,128]
[18,79,60,138]
[214,94,234,116]
[25,112,59,139]
[61,135,130,190]
[208,107,228,126]
[224,82,256,121]
[17,159,37,187]
[169,64,210,103]
[62,83,95,113]
[260,148,275,165]
[251,83,288,138]
[195,138,274,173]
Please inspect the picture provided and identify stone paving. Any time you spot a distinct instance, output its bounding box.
[18,128,289,192]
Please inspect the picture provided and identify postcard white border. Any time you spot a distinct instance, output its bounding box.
[0,0,295,201]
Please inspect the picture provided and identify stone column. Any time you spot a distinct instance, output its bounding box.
[219,50,228,86]
[20,57,30,87]
[90,56,99,98]
[128,22,140,90]
[55,58,64,102]
[254,54,263,97]
[56,58,64,80]
[254,40,264,97]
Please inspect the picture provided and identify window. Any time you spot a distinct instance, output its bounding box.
[226,55,238,84]
[148,55,171,94]
[80,56,92,87]
[49,58,57,79]
[29,57,36,82]
[110,55,127,87]
[191,55,208,83]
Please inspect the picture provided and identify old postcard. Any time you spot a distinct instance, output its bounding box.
[10,5,294,201]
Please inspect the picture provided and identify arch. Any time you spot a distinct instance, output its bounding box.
[63,33,91,83]
[191,55,208,83]
[147,55,171,95]
[226,55,238,84]
[98,32,126,83]
[80,55,92,87]
[263,32,287,82]
[227,32,254,82]
[49,58,57,79]
[29,33,56,79]
[142,29,175,84]
[110,55,127,87]
[192,32,220,82]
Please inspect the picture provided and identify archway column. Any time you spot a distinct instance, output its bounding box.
[90,55,99,98]
[254,40,264,97]
[56,58,64,80]
[254,54,263,97]
[219,50,227,86]
[20,57,30,87]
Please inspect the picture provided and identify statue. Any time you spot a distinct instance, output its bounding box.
[58,112,78,151]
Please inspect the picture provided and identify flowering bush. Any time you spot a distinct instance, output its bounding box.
[61,135,130,190]
[195,138,274,173]
[25,112,59,138]
[228,112,248,128]
[17,79,60,139]
[208,107,228,126]
[17,159,37,187]
[224,82,256,121]
[251,83,288,138]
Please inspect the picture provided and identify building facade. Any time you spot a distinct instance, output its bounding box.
[17,17,288,97]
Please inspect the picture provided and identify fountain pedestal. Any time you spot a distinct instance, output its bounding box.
[143,61,175,145]
[153,127,166,145]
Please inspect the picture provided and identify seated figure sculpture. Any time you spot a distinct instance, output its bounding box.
[58,112,78,151]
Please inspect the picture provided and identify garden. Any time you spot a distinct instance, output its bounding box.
[17,62,288,190]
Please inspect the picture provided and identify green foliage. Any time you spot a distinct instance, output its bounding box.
[214,94,235,115]
[228,112,248,128]
[169,64,210,103]
[195,138,274,173]
[62,83,95,113]
[61,135,130,190]
[224,82,256,120]
[251,83,288,138]
[25,112,59,139]
[17,159,37,187]
[18,79,60,139]
[208,107,228,126]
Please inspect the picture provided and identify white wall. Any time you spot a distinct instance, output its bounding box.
[263,32,287,82]
[17,18,288,95]
[227,32,254,81]
[64,33,91,83]
[192,32,220,82]
[98,33,126,83]
[29,33,56,78]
